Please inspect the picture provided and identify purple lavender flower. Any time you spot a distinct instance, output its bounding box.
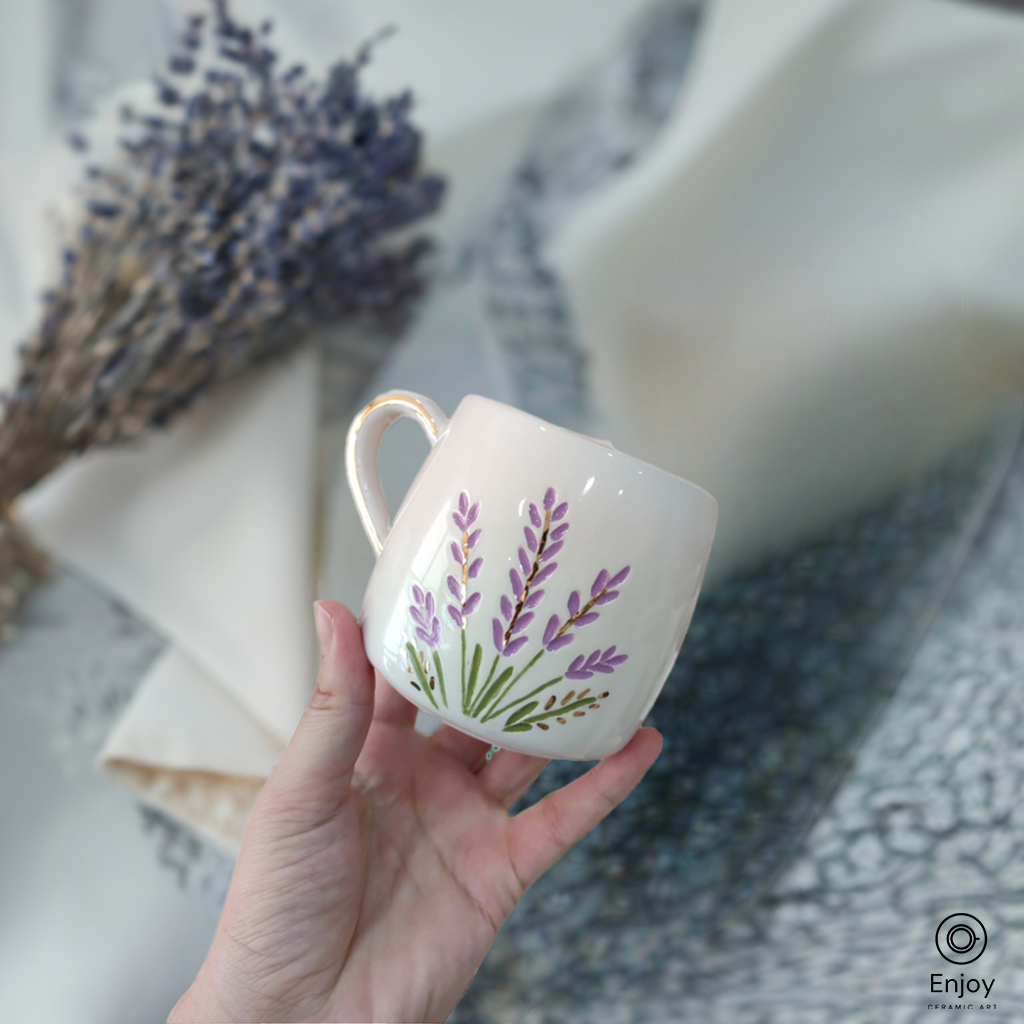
[492,486,568,656]
[0,0,447,509]
[409,583,441,648]
[0,1,450,640]
[541,565,630,652]
[447,490,483,628]
[565,646,629,681]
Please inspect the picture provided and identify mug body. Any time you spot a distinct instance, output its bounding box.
[360,395,717,759]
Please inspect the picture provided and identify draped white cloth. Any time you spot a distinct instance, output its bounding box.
[1,0,1023,850]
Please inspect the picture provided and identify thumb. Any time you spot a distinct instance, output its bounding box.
[259,601,376,823]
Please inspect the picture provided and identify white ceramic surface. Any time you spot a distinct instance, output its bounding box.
[346,393,717,759]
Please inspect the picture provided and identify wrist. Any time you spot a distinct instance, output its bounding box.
[167,968,233,1023]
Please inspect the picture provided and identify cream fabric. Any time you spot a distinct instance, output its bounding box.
[551,0,1024,581]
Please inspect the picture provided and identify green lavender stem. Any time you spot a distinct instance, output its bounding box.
[477,649,546,721]
[406,641,438,709]
[435,655,448,709]
[485,675,564,724]
[464,645,487,714]
[460,630,467,710]
[468,654,499,717]
[470,661,513,719]
[503,693,599,731]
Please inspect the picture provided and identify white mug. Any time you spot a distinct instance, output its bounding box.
[345,393,717,759]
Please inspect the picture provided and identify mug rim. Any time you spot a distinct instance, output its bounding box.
[451,393,718,513]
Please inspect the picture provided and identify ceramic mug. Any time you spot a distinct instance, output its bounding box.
[345,392,717,759]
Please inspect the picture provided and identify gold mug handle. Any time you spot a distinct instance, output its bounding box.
[345,392,449,556]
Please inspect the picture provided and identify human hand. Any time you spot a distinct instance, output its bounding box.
[169,600,662,1023]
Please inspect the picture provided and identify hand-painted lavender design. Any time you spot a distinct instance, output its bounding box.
[491,486,567,659]
[445,491,487,715]
[404,584,447,708]
[565,646,629,680]
[400,485,631,732]
[541,566,631,652]
[478,561,631,729]
[410,584,441,647]
[446,491,483,629]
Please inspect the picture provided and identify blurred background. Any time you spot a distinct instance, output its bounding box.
[2,0,1024,1020]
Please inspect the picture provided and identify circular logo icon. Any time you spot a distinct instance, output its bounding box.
[936,913,987,965]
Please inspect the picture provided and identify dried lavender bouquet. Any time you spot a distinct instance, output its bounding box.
[0,1,444,633]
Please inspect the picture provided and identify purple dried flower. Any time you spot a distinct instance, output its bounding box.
[0,1,447,634]
[0,0,445,509]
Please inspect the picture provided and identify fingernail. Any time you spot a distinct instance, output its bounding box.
[314,601,334,657]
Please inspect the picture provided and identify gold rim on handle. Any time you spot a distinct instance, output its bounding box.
[345,391,448,556]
